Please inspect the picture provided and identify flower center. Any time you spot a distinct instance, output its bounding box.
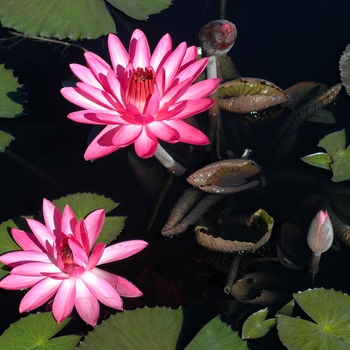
[126,67,155,113]
[60,242,77,272]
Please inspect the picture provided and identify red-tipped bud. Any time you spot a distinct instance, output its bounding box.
[307,210,334,255]
[199,20,237,56]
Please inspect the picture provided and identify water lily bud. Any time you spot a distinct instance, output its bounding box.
[199,20,237,56]
[307,210,334,255]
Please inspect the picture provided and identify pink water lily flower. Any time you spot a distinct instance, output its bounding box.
[0,199,148,326]
[61,29,220,160]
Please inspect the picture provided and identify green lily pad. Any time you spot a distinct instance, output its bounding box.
[0,130,15,152]
[330,145,350,182]
[107,0,172,21]
[301,152,332,170]
[277,289,350,350]
[0,64,24,118]
[241,308,276,340]
[308,109,336,124]
[186,315,248,350]
[0,0,115,40]
[276,300,295,317]
[0,312,81,348]
[79,307,183,349]
[318,129,346,159]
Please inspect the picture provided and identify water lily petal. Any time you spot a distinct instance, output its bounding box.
[87,242,106,270]
[173,58,209,87]
[81,271,123,309]
[93,268,143,297]
[11,262,64,276]
[19,278,62,313]
[178,78,221,101]
[11,228,42,252]
[0,251,52,266]
[84,51,113,88]
[150,33,172,72]
[129,29,150,68]
[52,278,76,323]
[76,82,116,110]
[69,63,102,89]
[108,34,130,72]
[146,121,180,143]
[98,240,148,265]
[42,198,62,237]
[61,205,77,238]
[134,128,158,158]
[168,99,214,120]
[180,45,198,69]
[164,120,209,144]
[26,219,56,248]
[75,278,100,326]
[84,209,105,249]
[109,124,143,147]
[69,236,88,267]
[0,274,46,290]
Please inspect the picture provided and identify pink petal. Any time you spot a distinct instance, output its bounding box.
[180,45,198,69]
[42,199,62,238]
[150,33,172,72]
[11,228,42,252]
[159,77,192,108]
[11,262,64,276]
[75,278,99,326]
[108,34,130,72]
[84,52,113,87]
[129,30,150,68]
[106,71,125,108]
[98,240,148,265]
[111,124,143,147]
[178,78,221,101]
[52,278,76,323]
[26,219,55,249]
[0,274,46,290]
[92,268,142,297]
[84,125,121,160]
[84,209,105,249]
[143,88,160,116]
[67,110,126,125]
[81,271,123,309]
[19,278,62,313]
[73,220,90,253]
[61,205,77,238]
[70,63,103,89]
[134,128,158,158]
[0,251,52,266]
[169,99,214,120]
[69,237,88,267]
[164,120,209,145]
[146,121,180,143]
[156,101,187,121]
[87,243,106,270]
[172,58,208,87]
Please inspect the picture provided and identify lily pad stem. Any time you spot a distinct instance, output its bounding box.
[308,252,321,288]
[224,254,242,294]
[154,144,186,176]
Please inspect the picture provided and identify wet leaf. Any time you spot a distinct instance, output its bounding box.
[0,64,24,118]
[242,308,276,340]
[308,109,336,124]
[187,159,261,194]
[107,0,172,21]
[79,307,183,349]
[0,312,80,348]
[301,152,332,170]
[277,289,350,350]
[276,300,295,317]
[0,130,14,152]
[340,43,350,96]
[331,146,350,182]
[318,129,346,157]
[218,77,288,114]
[186,315,248,350]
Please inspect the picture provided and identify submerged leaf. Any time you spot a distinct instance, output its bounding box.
[0,312,80,348]
[0,64,24,118]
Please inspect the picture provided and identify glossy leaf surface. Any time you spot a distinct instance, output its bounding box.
[242,308,276,340]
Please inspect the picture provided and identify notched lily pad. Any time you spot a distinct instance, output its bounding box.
[0,64,24,118]
[0,130,15,152]
[218,77,289,114]
[242,308,276,340]
[195,208,274,253]
[187,159,261,194]
[277,289,350,349]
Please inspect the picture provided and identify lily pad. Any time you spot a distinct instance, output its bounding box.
[277,289,350,350]
[0,64,24,118]
[79,307,183,349]
[0,312,80,348]
[186,315,248,350]
[0,130,15,152]
[242,308,276,340]
[301,152,332,170]
[340,43,350,96]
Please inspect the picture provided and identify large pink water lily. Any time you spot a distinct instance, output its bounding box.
[61,29,220,160]
[0,199,148,326]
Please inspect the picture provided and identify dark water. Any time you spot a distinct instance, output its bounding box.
[1,0,350,349]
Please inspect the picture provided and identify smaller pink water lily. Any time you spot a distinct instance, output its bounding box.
[61,29,220,160]
[0,199,148,326]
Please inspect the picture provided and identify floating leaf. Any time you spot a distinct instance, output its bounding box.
[276,300,295,317]
[0,0,116,40]
[0,64,24,118]
[330,146,350,182]
[218,77,288,114]
[242,308,276,340]
[107,0,172,21]
[0,130,14,152]
[187,159,261,194]
[79,307,183,349]
[340,43,350,96]
[318,129,346,158]
[277,289,350,350]
[308,109,336,124]
[0,312,80,348]
[195,209,274,253]
[186,315,248,350]
[301,152,332,170]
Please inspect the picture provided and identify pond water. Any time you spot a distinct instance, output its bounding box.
[1,0,350,349]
